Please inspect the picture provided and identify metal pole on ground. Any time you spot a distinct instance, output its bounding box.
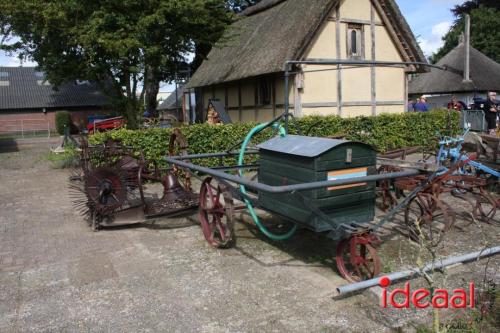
[335,246,500,297]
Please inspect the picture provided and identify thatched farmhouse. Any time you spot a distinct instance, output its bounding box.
[187,0,426,123]
[409,42,500,109]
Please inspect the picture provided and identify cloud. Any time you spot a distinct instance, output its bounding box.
[0,52,38,67]
[417,20,453,56]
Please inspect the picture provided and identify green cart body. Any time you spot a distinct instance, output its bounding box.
[257,135,377,232]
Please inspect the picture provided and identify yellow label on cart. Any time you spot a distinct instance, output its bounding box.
[327,167,368,190]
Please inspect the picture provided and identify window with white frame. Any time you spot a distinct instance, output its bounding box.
[347,24,364,59]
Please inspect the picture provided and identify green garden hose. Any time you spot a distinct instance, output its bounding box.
[238,123,298,241]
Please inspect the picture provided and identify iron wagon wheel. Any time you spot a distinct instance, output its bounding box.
[404,194,454,246]
[168,128,192,191]
[473,190,498,224]
[198,177,235,248]
[335,235,381,283]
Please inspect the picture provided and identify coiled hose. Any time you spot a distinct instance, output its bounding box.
[237,123,298,240]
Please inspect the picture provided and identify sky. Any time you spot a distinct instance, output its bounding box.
[0,0,465,91]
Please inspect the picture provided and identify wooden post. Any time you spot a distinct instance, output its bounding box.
[272,75,277,118]
[335,4,343,116]
[370,3,377,116]
[463,14,471,83]
[238,81,242,122]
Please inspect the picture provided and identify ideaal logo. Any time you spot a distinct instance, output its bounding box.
[379,276,475,309]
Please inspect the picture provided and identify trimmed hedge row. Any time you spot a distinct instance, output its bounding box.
[55,111,71,135]
[89,110,460,166]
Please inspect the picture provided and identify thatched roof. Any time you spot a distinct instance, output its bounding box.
[188,0,426,88]
[409,43,500,95]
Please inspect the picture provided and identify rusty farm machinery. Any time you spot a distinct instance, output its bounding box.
[69,129,198,231]
[69,60,498,283]
[69,120,498,283]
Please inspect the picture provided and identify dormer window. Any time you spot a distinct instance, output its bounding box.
[347,24,364,59]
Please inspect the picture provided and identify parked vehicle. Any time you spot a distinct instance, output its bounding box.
[86,116,125,133]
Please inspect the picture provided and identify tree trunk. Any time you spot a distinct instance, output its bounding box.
[144,65,160,117]
[124,98,139,129]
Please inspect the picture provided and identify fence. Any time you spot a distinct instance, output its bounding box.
[460,109,487,132]
[0,119,54,138]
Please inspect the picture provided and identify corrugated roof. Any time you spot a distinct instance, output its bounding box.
[0,67,110,111]
[409,44,500,94]
[257,135,361,157]
[187,0,426,88]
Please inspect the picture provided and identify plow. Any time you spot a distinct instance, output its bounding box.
[69,59,498,284]
[69,132,198,231]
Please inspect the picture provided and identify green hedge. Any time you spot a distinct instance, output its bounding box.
[55,111,71,135]
[89,110,460,166]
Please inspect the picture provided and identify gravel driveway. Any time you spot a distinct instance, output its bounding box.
[0,143,498,332]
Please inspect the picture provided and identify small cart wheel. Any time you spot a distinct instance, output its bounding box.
[404,194,453,246]
[199,177,235,248]
[473,193,497,224]
[336,235,381,282]
[168,128,192,191]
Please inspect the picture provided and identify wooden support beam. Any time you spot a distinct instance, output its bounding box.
[335,4,342,117]
[370,3,377,116]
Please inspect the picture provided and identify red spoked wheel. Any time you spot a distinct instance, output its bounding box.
[336,234,382,282]
[199,177,235,248]
[473,189,498,224]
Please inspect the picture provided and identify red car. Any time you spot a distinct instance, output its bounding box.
[87,116,125,133]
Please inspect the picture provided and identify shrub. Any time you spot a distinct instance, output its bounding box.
[46,143,80,169]
[88,110,461,167]
[55,111,72,135]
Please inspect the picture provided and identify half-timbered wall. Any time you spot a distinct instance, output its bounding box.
[199,0,409,123]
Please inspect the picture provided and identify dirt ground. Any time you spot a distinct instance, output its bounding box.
[0,143,498,332]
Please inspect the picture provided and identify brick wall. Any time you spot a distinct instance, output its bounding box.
[0,112,55,133]
[0,109,108,133]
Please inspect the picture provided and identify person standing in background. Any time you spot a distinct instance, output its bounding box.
[407,99,415,112]
[483,91,498,135]
[413,96,429,112]
[447,95,463,112]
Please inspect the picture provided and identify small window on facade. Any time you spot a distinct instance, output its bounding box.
[0,81,10,86]
[258,77,271,105]
[34,71,44,78]
[347,24,364,59]
[0,72,9,78]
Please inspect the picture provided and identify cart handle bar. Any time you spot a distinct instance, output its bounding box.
[165,156,421,194]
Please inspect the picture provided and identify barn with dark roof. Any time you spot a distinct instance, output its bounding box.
[0,67,110,134]
[187,0,426,123]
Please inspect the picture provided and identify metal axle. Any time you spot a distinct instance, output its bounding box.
[165,156,420,194]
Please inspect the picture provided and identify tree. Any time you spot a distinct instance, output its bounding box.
[0,1,233,127]
[430,2,500,64]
